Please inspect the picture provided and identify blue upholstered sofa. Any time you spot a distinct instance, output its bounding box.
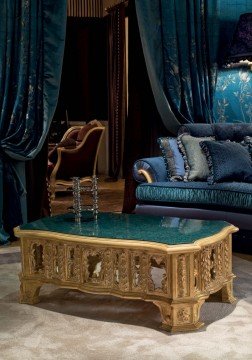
[133,123,252,231]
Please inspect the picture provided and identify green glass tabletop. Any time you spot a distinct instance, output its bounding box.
[19,212,232,246]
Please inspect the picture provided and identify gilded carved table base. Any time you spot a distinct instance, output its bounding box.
[208,279,236,304]
[154,300,205,333]
[19,277,42,305]
[17,229,236,333]
[154,277,235,332]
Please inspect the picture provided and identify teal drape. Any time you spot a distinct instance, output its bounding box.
[135,0,219,134]
[0,0,67,244]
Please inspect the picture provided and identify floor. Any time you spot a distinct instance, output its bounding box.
[50,176,125,216]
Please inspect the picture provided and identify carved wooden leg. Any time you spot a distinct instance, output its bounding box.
[218,279,236,303]
[208,279,236,304]
[19,279,42,305]
[154,299,205,333]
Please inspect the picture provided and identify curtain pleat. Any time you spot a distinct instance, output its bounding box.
[0,0,67,243]
[135,0,219,132]
[122,0,168,213]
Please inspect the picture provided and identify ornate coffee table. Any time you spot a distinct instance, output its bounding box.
[15,212,238,333]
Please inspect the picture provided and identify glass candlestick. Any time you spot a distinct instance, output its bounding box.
[92,175,99,220]
[71,176,99,221]
[72,177,82,222]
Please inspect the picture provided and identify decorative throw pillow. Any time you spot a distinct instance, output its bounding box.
[177,134,214,181]
[241,136,252,157]
[158,137,185,181]
[200,140,252,184]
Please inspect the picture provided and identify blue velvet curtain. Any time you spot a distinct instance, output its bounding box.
[0,0,67,244]
[135,0,219,134]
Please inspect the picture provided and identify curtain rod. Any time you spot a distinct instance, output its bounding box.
[105,0,128,13]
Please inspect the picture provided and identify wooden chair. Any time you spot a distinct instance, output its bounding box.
[48,120,105,200]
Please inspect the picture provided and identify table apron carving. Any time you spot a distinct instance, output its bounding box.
[18,231,236,333]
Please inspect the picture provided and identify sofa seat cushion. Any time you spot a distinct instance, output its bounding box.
[136,181,252,210]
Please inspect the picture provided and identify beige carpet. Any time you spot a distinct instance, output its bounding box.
[0,250,252,360]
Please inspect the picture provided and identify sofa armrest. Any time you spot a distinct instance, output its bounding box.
[133,157,168,183]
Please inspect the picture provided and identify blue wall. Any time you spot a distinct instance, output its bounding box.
[213,0,252,123]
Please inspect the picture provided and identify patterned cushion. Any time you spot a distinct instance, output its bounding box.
[136,181,252,210]
[242,136,252,157]
[177,134,214,181]
[200,140,252,184]
[158,137,185,181]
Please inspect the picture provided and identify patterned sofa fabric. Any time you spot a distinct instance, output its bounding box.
[136,181,252,211]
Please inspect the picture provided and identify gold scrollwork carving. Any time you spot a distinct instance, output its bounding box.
[119,250,129,292]
[200,247,211,290]
[131,253,141,290]
[66,246,81,282]
[177,308,190,323]
[102,249,113,287]
[178,254,187,297]
[194,254,199,292]
[217,242,223,279]
[224,239,230,275]
[29,242,44,274]
[16,221,237,333]
[139,253,149,292]
[43,242,54,278]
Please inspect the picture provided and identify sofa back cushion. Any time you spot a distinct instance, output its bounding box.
[214,124,252,141]
[178,123,252,141]
[158,137,185,181]
[178,124,214,137]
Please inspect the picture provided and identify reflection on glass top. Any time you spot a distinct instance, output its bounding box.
[19,212,231,246]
